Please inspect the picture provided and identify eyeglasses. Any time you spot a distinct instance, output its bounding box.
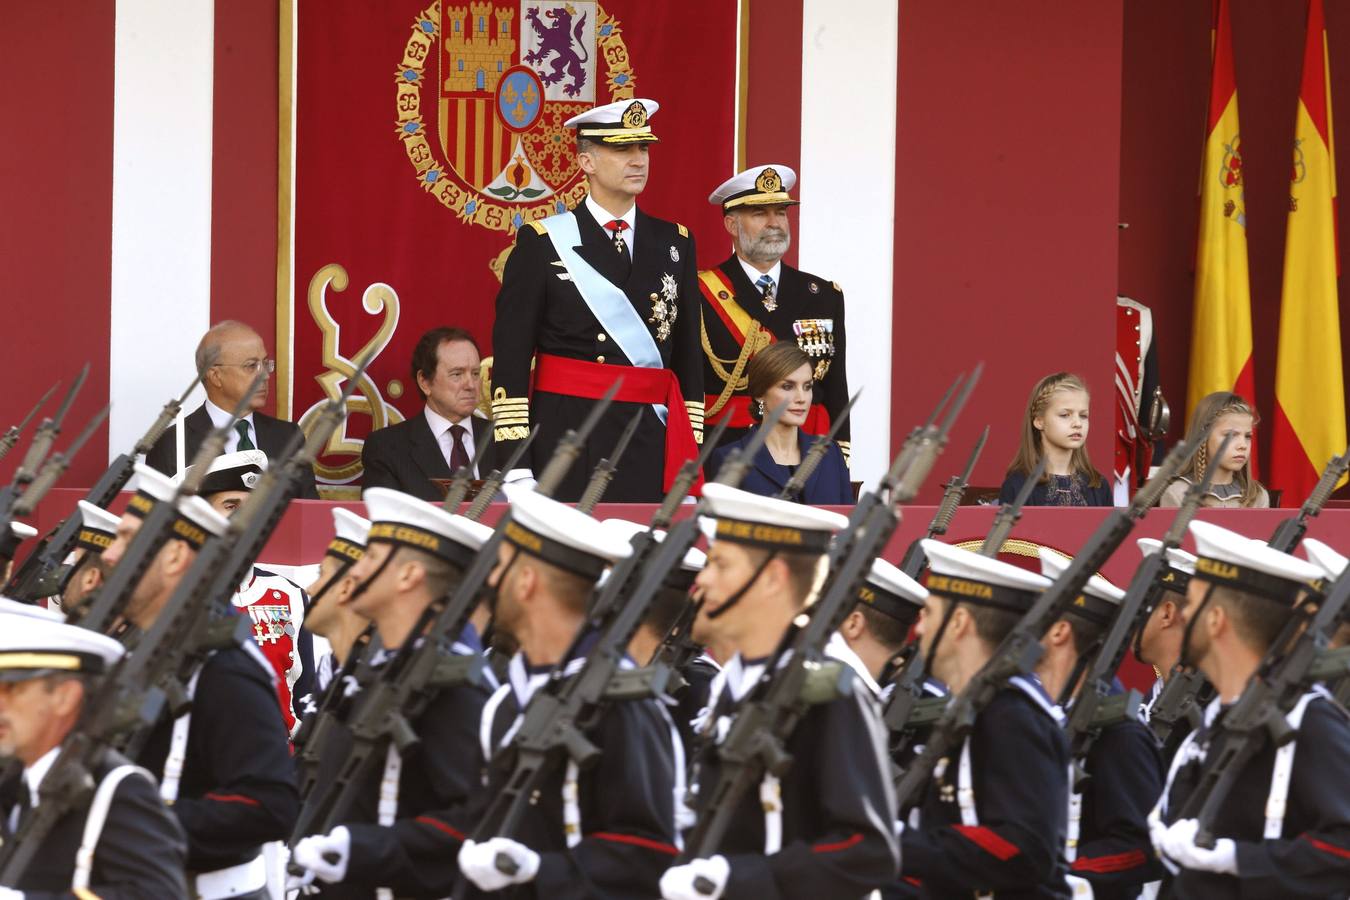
[216,358,276,375]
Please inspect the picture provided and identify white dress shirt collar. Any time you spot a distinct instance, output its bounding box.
[204,397,256,454]
[23,745,61,806]
[425,405,477,474]
[738,255,782,291]
[584,194,636,232]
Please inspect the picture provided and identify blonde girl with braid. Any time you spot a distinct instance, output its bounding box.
[1159,392,1269,508]
[999,372,1113,507]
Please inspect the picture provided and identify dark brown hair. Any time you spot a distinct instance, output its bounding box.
[746,342,813,422]
[411,327,479,400]
[1006,372,1103,488]
[1174,392,1264,507]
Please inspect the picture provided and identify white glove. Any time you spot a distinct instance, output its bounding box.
[0,888,25,899]
[504,468,538,489]
[458,837,540,891]
[291,826,352,883]
[659,855,730,900]
[1159,818,1238,875]
[283,869,318,895]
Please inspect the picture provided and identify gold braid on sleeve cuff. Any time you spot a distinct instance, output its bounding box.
[684,399,705,444]
[492,394,531,442]
[838,440,851,467]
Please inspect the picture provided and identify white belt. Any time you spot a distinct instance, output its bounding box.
[194,855,266,898]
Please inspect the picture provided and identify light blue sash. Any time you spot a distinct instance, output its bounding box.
[539,211,666,421]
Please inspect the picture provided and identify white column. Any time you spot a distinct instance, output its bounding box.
[109,0,215,462]
[798,0,898,486]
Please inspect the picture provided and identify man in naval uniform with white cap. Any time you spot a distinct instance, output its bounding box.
[456,485,680,898]
[699,165,850,462]
[660,484,898,900]
[288,487,495,899]
[841,557,929,687]
[50,499,122,619]
[898,540,1070,898]
[99,464,298,900]
[0,608,189,898]
[1148,521,1350,897]
[1132,538,1202,763]
[490,98,704,503]
[182,449,315,735]
[1036,550,1163,899]
[298,507,372,696]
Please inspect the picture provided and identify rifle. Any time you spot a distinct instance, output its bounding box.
[0,381,59,462]
[71,370,267,634]
[1134,386,1170,491]
[6,377,200,600]
[463,427,543,521]
[289,383,619,844]
[0,363,359,883]
[776,390,860,501]
[894,440,1188,809]
[0,404,110,567]
[886,430,1039,753]
[1179,545,1350,847]
[441,429,495,513]
[897,426,987,579]
[577,408,642,513]
[681,369,979,886]
[1061,434,1217,781]
[1268,448,1350,552]
[0,367,88,522]
[451,402,789,894]
[980,455,1046,555]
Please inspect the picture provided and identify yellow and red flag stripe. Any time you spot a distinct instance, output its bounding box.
[1188,0,1258,450]
[1271,0,1348,500]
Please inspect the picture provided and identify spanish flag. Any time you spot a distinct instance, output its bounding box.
[1188,0,1257,436]
[1271,0,1347,501]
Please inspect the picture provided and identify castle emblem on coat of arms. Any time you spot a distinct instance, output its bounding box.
[394,1,636,233]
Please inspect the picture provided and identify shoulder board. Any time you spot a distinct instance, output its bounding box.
[677,223,688,239]
[526,220,547,236]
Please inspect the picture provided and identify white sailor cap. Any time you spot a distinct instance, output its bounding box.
[0,597,64,622]
[0,612,125,681]
[1189,520,1323,604]
[326,507,372,564]
[565,98,659,144]
[1137,537,1197,593]
[126,463,228,549]
[1301,537,1347,581]
[1038,548,1123,626]
[8,522,36,541]
[501,484,632,580]
[857,558,928,624]
[701,483,847,555]
[709,164,800,211]
[363,487,491,568]
[178,449,268,495]
[75,500,121,554]
[599,518,706,578]
[921,539,1051,612]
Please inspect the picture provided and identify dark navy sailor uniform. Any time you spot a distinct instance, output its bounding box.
[705,429,852,506]
[1155,690,1350,898]
[317,627,493,899]
[1069,713,1166,897]
[689,646,900,899]
[457,653,680,898]
[900,676,1071,899]
[2,748,189,899]
[136,643,299,879]
[490,201,703,502]
[698,256,850,461]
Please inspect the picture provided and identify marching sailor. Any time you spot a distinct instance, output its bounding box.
[490,98,704,502]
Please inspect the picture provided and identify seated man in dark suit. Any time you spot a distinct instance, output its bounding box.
[144,319,320,498]
[361,326,493,501]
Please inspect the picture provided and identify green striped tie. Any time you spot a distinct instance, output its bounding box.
[235,421,256,451]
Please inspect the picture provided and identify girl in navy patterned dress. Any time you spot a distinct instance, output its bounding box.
[999,372,1113,507]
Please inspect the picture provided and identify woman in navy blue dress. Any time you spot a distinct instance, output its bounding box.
[705,342,853,505]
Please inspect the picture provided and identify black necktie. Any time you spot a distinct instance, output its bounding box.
[448,423,470,472]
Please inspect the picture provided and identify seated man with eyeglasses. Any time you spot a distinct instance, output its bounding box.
[145,319,320,498]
